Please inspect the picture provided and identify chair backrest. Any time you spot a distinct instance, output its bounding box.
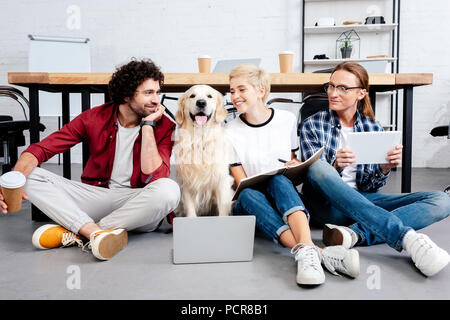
[266,97,303,120]
[298,67,332,129]
[300,92,329,123]
[0,116,13,122]
[0,86,30,120]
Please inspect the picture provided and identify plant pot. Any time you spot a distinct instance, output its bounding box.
[340,47,353,59]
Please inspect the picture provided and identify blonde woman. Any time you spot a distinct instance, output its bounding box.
[224,64,359,286]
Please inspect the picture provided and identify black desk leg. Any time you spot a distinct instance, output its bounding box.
[369,90,376,115]
[81,89,91,169]
[62,91,71,180]
[29,86,47,221]
[28,86,40,144]
[402,86,413,193]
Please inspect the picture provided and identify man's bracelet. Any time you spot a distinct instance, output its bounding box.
[140,120,156,129]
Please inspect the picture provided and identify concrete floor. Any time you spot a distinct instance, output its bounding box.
[0,164,449,300]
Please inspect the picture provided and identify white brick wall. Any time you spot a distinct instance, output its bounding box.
[1,0,449,168]
[398,0,450,168]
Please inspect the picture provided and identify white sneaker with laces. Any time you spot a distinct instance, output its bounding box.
[323,224,359,249]
[291,244,325,285]
[321,245,360,278]
[403,230,450,277]
[83,229,128,261]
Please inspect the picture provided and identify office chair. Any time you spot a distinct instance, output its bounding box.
[430,121,450,195]
[267,68,333,138]
[266,91,329,139]
[0,86,46,173]
[160,94,177,122]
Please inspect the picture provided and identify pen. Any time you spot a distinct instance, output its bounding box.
[278,158,288,163]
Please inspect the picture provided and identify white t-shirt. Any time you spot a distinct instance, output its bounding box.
[339,126,357,189]
[109,122,140,189]
[224,108,299,178]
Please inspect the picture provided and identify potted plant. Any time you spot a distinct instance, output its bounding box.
[340,40,353,59]
[336,30,359,59]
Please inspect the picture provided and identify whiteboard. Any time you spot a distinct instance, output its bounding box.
[28,35,91,116]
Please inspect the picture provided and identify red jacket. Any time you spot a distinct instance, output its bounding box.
[24,102,175,188]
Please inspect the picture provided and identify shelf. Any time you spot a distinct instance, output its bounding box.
[304,57,397,65]
[304,23,397,34]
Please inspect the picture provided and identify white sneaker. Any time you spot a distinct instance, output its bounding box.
[321,245,360,278]
[84,229,128,261]
[323,224,359,249]
[291,244,325,285]
[403,230,450,277]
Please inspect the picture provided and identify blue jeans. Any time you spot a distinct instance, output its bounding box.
[233,174,309,245]
[302,160,450,251]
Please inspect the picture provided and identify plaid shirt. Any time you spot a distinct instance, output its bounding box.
[299,109,389,192]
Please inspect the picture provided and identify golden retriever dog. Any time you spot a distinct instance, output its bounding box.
[173,85,234,217]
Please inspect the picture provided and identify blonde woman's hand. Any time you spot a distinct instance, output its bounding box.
[285,158,303,167]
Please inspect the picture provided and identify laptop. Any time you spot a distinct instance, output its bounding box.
[213,58,262,73]
[172,216,256,264]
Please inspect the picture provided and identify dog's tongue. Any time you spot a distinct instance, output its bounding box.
[195,115,208,126]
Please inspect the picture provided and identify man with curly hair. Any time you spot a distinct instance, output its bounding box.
[0,59,180,260]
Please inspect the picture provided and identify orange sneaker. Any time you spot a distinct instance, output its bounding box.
[32,224,83,249]
[87,229,128,261]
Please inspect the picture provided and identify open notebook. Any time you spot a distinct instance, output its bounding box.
[232,147,324,201]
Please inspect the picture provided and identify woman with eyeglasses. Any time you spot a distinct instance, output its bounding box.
[299,61,450,277]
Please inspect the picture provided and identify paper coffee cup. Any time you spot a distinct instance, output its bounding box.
[0,171,26,213]
[198,55,211,73]
[279,51,294,73]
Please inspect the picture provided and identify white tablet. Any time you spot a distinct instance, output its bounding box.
[347,131,402,164]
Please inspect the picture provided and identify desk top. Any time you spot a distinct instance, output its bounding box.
[8,72,433,93]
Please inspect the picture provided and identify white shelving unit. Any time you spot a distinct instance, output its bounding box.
[301,0,400,130]
[301,0,399,72]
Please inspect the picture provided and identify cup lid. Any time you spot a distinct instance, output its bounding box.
[279,51,294,55]
[198,55,211,59]
[0,171,26,189]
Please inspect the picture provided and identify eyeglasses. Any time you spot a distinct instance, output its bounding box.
[136,90,161,97]
[324,83,362,95]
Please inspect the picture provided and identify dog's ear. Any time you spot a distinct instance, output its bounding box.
[175,93,186,125]
[214,91,227,123]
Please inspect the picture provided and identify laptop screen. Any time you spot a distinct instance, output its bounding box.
[213,58,262,73]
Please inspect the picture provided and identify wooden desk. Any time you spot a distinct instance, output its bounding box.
[8,72,432,219]
[9,72,410,93]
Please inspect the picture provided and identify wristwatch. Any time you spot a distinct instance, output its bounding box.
[140,120,156,129]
